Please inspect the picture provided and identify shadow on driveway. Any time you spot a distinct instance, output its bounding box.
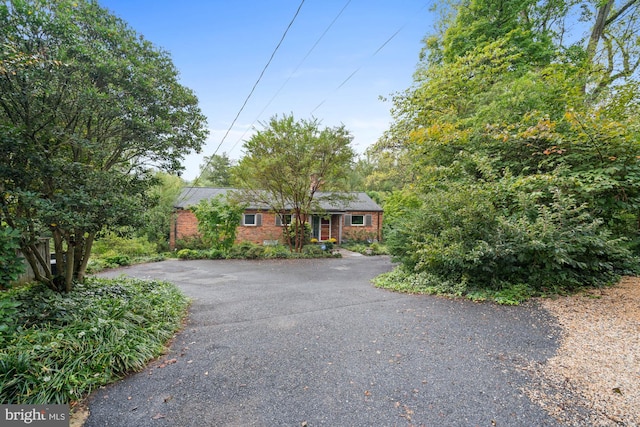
[86,255,561,426]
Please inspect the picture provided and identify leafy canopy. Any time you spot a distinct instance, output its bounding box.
[376,0,640,301]
[233,114,355,251]
[0,0,207,291]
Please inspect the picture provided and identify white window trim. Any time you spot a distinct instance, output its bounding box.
[350,214,365,226]
[243,213,261,226]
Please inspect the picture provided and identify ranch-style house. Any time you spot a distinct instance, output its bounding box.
[170,187,383,249]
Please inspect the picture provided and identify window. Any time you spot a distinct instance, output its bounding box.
[345,214,372,227]
[350,215,365,226]
[276,214,292,226]
[243,213,261,226]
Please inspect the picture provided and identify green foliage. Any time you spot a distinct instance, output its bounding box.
[0,296,20,345]
[0,0,207,290]
[0,277,189,403]
[234,114,355,252]
[196,153,234,187]
[285,222,311,247]
[92,233,157,259]
[343,228,380,244]
[373,0,640,300]
[0,227,25,289]
[140,173,185,252]
[227,242,264,259]
[191,195,244,253]
[385,183,638,300]
[262,245,292,259]
[102,255,131,267]
[341,242,389,256]
[174,235,210,251]
[176,243,337,260]
[302,244,325,257]
[176,249,223,260]
[372,266,532,305]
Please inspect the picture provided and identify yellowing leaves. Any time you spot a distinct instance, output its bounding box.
[408,123,470,148]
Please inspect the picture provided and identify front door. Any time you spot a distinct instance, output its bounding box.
[312,216,331,241]
[320,217,331,241]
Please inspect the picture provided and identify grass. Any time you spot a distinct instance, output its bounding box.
[0,277,189,404]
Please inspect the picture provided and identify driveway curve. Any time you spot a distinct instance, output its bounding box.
[85,254,561,427]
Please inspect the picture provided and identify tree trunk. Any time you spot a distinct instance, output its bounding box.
[20,241,52,286]
[75,232,95,283]
[586,1,613,65]
[64,243,74,293]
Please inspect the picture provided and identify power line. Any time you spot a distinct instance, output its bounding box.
[225,0,353,155]
[183,0,306,197]
[311,2,429,114]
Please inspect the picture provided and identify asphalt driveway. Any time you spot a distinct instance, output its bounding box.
[85,253,561,426]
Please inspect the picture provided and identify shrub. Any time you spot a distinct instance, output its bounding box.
[302,244,324,257]
[102,254,131,267]
[341,241,389,256]
[174,235,209,250]
[0,227,25,289]
[92,233,156,258]
[191,195,244,252]
[0,278,189,404]
[384,184,638,301]
[177,249,204,260]
[228,242,262,259]
[263,245,291,259]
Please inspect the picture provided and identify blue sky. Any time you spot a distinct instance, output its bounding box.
[98,1,435,180]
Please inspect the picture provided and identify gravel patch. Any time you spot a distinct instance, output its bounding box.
[523,277,640,426]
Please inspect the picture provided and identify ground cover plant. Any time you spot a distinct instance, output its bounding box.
[0,277,189,404]
[176,242,340,260]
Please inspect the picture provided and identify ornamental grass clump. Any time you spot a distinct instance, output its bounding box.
[0,277,189,404]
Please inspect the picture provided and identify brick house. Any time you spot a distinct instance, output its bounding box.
[170,187,383,249]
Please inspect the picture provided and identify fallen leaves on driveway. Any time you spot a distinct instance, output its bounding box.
[523,277,640,426]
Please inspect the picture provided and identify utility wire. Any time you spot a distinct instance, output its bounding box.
[310,3,427,115]
[184,0,306,196]
[225,0,353,154]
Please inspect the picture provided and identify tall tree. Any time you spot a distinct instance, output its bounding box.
[0,0,208,291]
[378,0,640,295]
[233,114,355,252]
[196,152,233,187]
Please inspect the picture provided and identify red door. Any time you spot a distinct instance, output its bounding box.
[320,218,331,241]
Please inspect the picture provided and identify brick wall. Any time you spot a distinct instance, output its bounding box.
[170,209,199,249]
[170,209,289,248]
[341,211,383,242]
[236,210,287,245]
[170,208,383,249]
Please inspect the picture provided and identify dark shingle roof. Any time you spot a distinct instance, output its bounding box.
[175,187,383,212]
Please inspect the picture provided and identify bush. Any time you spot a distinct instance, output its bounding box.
[384,184,639,301]
[174,235,209,251]
[262,245,291,259]
[0,227,25,289]
[177,249,204,260]
[228,242,264,259]
[102,254,131,267]
[92,233,157,259]
[341,241,389,256]
[0,278,189,404]
[302,244,324,257]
